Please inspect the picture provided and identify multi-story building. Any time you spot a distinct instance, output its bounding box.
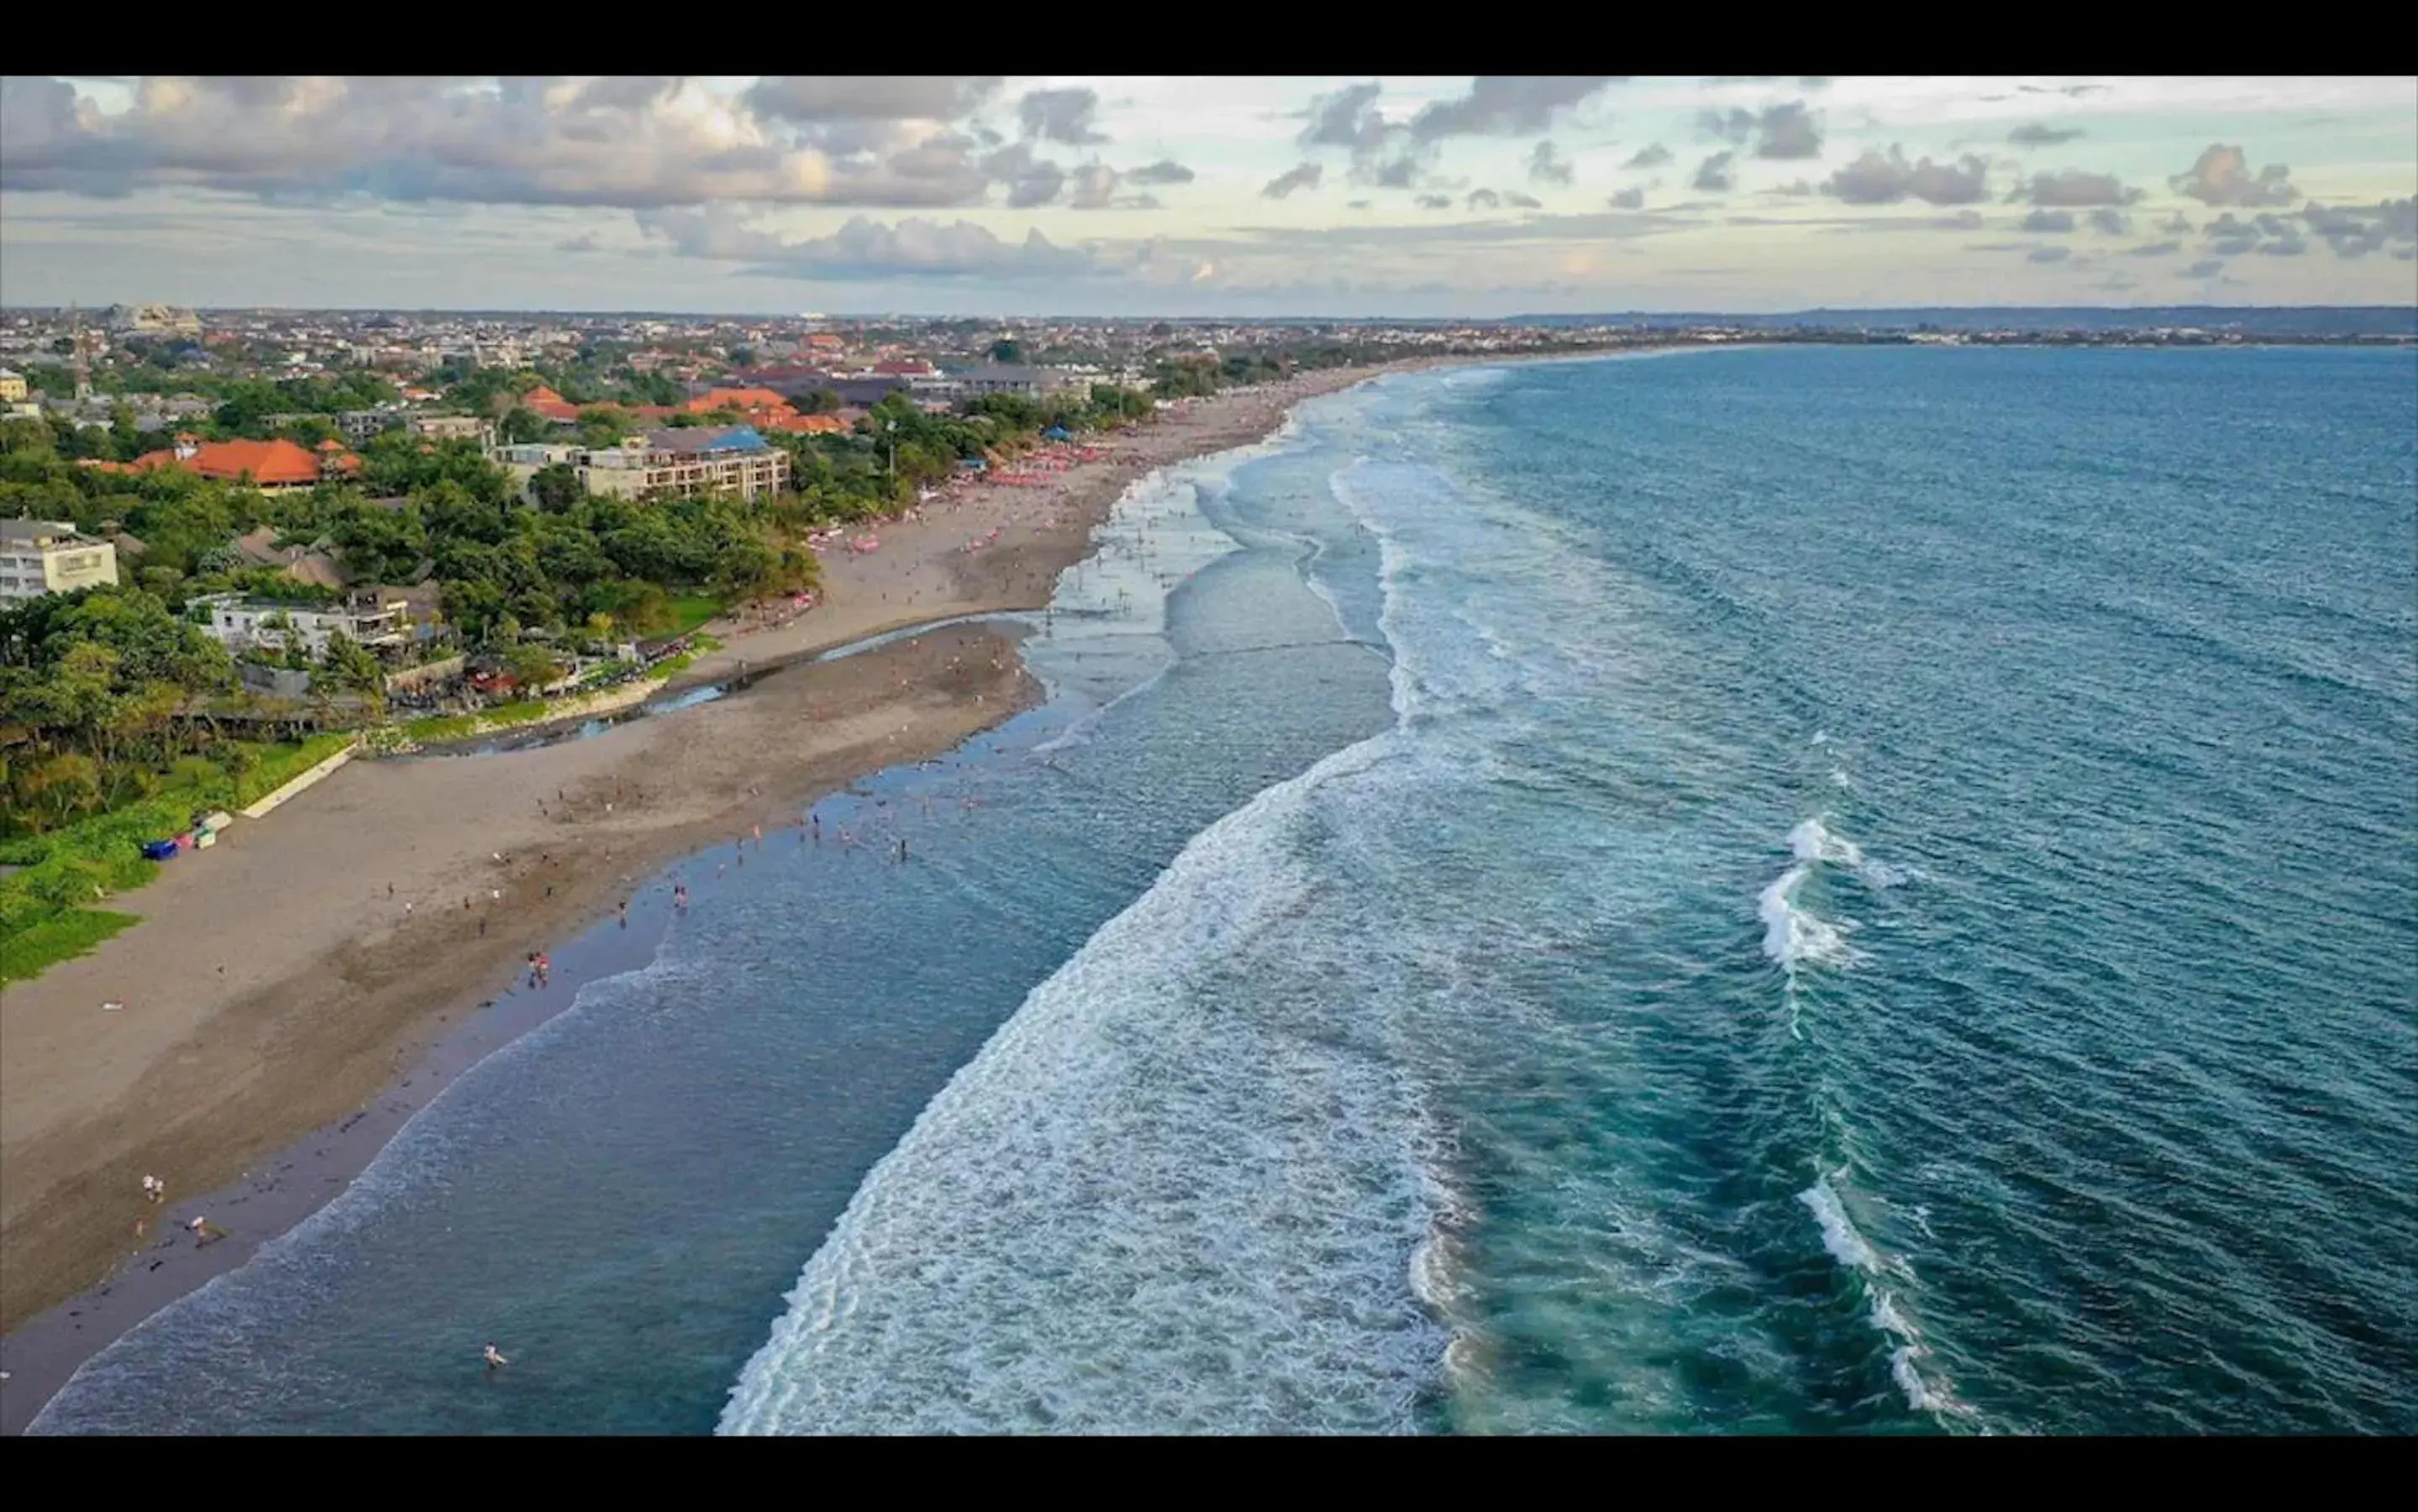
[948,364,1091,400]
[406,415,497,451]
[0,367,25,403]
[195,591,413,659]
[104,303,203,338]
[504,426,789,504]
[1,518,121,605]
[339,408,407,444]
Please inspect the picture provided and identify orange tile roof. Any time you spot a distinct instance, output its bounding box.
[520,384,581,422]
[768,412,853,434]
[127,438,334,486]
[684,387,796,415]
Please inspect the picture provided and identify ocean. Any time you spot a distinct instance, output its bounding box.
[29,345,2417,1435]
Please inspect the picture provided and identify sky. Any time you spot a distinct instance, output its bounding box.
[1,76,2413,317]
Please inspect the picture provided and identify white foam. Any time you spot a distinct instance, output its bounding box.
[1759,863,1859,971]
[1789,816,1858,868]
[722,434,1468,1434]
[1787,815,1912,890]
[1799,1177,1879,1271]
[1799,1177,1974,1422]
[718,722,1453,1435]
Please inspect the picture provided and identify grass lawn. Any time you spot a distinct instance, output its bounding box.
[402,699,549,744]
[1,908,139,984]
[667,595,724,636]
[237,732,358,804]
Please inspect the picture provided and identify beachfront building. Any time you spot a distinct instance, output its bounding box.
[195,591,413,659]
[945,364,1093,401]
[0,517,120,605]
[583,427,790,502]
[497,427,789,504]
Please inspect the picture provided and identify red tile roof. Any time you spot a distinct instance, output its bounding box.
[768,412,853,434]
[685,387,796,415]
[126,438,338,486]
[523,384,581,422]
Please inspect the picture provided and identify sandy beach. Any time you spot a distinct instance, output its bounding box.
[0,362,1404,1417]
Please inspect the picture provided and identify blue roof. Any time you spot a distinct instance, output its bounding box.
[642,424,770,455]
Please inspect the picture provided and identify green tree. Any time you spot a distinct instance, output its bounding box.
[528,462,584,512]
[502,642,564,690]
[320,629,386,711]
[498,407,549,445]
[13,753,103,831]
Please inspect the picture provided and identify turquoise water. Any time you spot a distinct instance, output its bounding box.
[33,347,2418,1435]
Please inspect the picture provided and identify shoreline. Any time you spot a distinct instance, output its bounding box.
[0,356,1424,1432]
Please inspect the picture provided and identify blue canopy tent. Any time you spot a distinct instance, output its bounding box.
[1043,426,1074,441]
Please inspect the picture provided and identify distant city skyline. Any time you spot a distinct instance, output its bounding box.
[3,76,2413,317]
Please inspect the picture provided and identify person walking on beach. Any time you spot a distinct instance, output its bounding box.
[619,898,629,928]
[674,882,689,911]
[484,1343,510,1372]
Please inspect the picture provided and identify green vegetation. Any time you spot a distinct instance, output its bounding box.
[2,908,139,985]
[402,700,547,744]
[768,385,1152,528]
[667,595,723,636]
[0,584,243,830]
[1140,338,1428,400]
[0,731,353,983]
[2,359,1180,980]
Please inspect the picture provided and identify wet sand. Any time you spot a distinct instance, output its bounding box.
[0,362,1406,1431]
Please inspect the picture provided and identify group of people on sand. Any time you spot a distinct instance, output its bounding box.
[134,1172,223,1247]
